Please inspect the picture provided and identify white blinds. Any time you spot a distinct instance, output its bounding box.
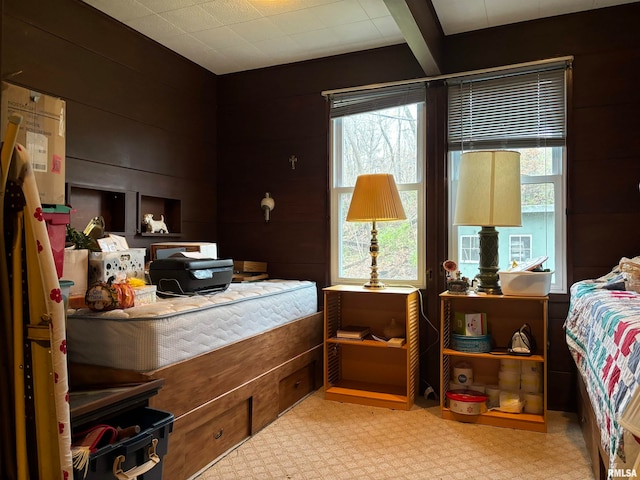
[329,83,426,118]
[448,65,567,150]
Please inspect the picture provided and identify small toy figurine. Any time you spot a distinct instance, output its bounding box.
[443,259,470,294]
[142,213,169,234]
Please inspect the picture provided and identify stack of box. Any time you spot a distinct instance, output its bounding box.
[233,261,268,282]
[1,82,74,283]
[451,311,492,353]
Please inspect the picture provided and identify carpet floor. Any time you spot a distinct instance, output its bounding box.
[195,389,593,479]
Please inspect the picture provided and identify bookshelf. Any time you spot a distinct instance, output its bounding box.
[440,292,548,432]
[323,285,419,410]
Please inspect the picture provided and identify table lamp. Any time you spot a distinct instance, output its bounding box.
[346,173,406,289]
[454,151,521,294]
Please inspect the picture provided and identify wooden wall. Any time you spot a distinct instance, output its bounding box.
[216,45,424,291]
[443,2,640,409]
[1,0,218,248]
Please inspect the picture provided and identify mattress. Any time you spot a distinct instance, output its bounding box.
[66,279,318,372]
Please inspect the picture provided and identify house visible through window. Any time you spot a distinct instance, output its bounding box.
[327,84,426,288]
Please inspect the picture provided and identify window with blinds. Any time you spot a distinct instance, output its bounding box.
[448,66,566,150]
[447,62,569,293]
[328,83,426,287]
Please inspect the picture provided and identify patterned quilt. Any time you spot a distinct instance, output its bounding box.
[564,277,640,471]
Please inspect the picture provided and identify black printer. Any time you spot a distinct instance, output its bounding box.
[149,255,233,295]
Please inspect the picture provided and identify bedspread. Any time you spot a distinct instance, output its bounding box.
[564,278,640,471]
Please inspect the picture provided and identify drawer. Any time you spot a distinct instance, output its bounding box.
[279,362,316,413]
[187,399,251,473]
[577,377,603,479]
[165,398,251,479]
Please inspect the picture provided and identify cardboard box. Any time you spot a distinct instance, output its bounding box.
[1,82,66,205]
[88,248,146,285]
[133,285,157,306]
[233,260,267,273]
[453,312,488,336]
[150,242,217,260]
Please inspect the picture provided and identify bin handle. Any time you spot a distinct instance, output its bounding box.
[112,438,159,480]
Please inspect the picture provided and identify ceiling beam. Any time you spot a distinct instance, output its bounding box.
[384,0,444,75]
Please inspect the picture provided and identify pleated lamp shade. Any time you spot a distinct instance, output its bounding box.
[454,150,522,227]
[347,174,406,222]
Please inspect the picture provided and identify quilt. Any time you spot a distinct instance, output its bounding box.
[564,274,640,472]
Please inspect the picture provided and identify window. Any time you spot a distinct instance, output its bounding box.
[460,235,480,264]
[447,62,569,293]
[328,84,426,287]
[509,234,532,263]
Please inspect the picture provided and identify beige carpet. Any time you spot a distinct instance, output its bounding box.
[196,389,593,480]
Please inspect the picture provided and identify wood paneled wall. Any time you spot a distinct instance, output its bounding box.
[1,0,218,248]
[443,2,640,410]
[216,46,425,291]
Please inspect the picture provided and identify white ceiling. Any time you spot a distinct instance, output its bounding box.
[81,0,637,75]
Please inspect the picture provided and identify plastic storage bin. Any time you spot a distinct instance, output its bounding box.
[498,271,553,296]
[73,407,173,480]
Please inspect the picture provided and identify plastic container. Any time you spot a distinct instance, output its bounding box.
[498,370,520,391]
[453,362,474,385]
[446,390,488,415]
[500,359,521,373]
[524,393,543,414]
[498,271,553,296]
[73,407,173,480]
[521,372,542,393]
[486,385,501,408]
[521,360,541,374]
[498,391,524,413]
[451,333,491,353]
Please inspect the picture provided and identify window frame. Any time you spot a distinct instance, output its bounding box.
[329,101,427,288]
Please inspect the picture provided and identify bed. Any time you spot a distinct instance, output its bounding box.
[67,279,324,480]
[564,259,640,479]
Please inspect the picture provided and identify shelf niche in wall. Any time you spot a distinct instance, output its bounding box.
[137,193,181,237]
[66,184,126,234]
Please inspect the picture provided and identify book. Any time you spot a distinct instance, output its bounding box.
[372,334,405,347]
[336,325,370,340]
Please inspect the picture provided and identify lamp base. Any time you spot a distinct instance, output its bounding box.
[475,226,503,295]
[363,220,386,289]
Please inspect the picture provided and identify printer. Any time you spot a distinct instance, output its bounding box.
[149,254,233,295]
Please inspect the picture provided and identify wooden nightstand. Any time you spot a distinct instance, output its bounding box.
[440,292,548,432]
[323,285,419,410]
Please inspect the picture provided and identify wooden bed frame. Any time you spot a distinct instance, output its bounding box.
[576,374,609,480]
[70,311,324,479]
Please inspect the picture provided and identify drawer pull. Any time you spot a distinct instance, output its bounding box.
[294,380,302,388]
[214,428,224,440]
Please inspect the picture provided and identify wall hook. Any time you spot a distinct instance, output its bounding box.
[289,155,297,170]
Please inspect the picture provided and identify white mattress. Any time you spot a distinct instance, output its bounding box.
[66,279,318,372]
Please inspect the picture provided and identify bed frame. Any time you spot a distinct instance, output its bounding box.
[576,374,609,480]
[70,311,324,479]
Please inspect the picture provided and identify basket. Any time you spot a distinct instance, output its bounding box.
[451,334,492,353]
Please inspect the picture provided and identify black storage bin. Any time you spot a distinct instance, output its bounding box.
[73,407,173,480]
